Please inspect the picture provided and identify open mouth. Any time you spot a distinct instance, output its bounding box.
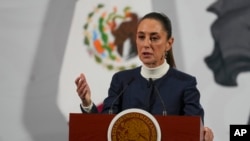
[142,52,152,56]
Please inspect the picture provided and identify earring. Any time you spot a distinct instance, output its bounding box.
[165,51,168,59]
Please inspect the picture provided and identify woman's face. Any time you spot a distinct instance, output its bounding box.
[136,19,173,68]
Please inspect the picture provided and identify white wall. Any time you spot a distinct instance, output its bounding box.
[0,0,48,140]
[0,0,76,141]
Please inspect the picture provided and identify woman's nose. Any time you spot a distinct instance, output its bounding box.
[143,38,151,47]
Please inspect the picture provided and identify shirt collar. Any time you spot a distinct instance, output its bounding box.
[140,60,169,80]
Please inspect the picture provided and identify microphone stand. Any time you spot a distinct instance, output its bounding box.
[149,78,167,116]
[109,77,135,114]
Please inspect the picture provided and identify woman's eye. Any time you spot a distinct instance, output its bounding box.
[138,36,145,40]
[150,37,158,41]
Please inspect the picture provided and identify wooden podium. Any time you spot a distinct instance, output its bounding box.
[69,113,204,141]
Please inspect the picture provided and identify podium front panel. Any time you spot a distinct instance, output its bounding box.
[69,113,203,141]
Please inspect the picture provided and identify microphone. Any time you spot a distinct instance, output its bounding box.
[108,77,135,114]
[149,78,167,116]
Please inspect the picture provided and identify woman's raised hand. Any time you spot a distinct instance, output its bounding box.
[75,73,92,106]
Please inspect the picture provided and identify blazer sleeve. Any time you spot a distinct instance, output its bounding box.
[101,72,124,114]
[80,103,99,113]
[183,77,204,123]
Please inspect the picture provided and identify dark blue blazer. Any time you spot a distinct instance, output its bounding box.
[83,67,204,122]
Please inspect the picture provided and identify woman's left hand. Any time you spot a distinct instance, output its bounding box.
[204,127,214,141]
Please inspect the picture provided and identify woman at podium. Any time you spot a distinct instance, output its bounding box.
[75,12,214,141]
